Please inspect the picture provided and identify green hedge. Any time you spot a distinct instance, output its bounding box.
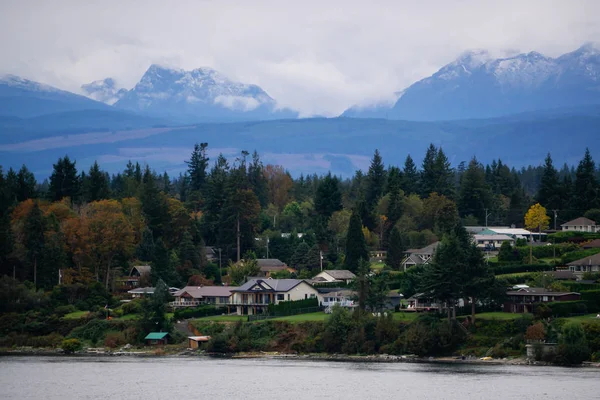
[548,232,600,244]
[492,264,550,275]
[173,306,226,320]
[561,248,600,264]
[267,297,319,316]
[545,301,588,317]
[562,282,600,292]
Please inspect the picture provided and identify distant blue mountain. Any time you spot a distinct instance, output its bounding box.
[343,44,600,121]
[0,74,110,118]
[1,108,598,179]
[113,65,298,123]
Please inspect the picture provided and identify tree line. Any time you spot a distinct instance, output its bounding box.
[0,144,598,290]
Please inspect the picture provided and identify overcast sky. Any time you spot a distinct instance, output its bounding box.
[1,0,599,116]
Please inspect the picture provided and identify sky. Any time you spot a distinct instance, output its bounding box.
[1,0,599,117]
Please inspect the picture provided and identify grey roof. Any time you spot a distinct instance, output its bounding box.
[256,259,286,267]
[562,217,596,227]
[549,271,577,280]
[402,254,426,266]
[260,265,290,272]
[231,279,306,293]
[322,270,356,280]
[583,239,600,249]
[316,287,347,294]
[405,241,440,255]
[130,265,151,276]
[173,286,238,299]
[506,287,580,296]
[567,253,600,266]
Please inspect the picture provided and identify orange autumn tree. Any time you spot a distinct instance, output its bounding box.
[84,200,136,288]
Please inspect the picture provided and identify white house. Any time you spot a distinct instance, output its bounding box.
[317,288,356,309]
[312,270,356,284]
[561,217,598,233]
[229,279,320,315]
[567,253,600,277]
[473,234,515,249]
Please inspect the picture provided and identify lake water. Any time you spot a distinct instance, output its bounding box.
[1,356,598,400]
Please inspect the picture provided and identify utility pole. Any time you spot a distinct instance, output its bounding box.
[320,251,323,271]
[484,208,492,227]
[552,209,559,231]
[236,215,241,262]
[266,237,269,259]
[215,248,222,282]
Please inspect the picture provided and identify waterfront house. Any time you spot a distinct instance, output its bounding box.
[256,259,296,277]
[229,279,319,315]
[312,270,356,284]
[503,287,581,313]
[561,217,598,233]
[127,286,179,299]
[401,242,440,271]
[170,286,238,308]
[144,332,169,345]
[567,253,600,277]
[317,288,356,308]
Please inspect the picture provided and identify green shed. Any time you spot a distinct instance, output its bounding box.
[144,332,169,346]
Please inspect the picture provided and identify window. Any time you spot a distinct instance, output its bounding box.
[277,294,284,301]
[310,294,316,298]
[542,296,548,302]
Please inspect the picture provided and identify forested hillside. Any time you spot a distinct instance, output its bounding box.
[0,144,599,289]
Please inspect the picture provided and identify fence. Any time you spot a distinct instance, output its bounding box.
[247,306,323,322]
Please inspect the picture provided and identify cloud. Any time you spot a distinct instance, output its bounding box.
[0,0,599,116]
[213,95,261,111]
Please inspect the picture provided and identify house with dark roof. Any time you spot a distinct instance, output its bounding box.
[504,287,581,313]
[256,259,296,277]
[561,217,598,233]
[582,239,600,250]
[230,279,319,315]
[401,242,440,271]
[170,286,238,308]
[567,253,600,277]
[311,270,356,284]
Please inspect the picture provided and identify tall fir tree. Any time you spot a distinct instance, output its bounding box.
[314,173,342,219]
[344,209,369,273]
[458,157,493,223]
[402,154,419,195]
[84,161,110,202]
[365,149,386,210]
[140,166,170,238]
[186,142,209,192]
[24,202,45,287]
[48,156,80,202]
[536,153,562,211]
[573,148,599,213]
[16,165,37,202]
[201,154,229,245]
[385,226,404,270]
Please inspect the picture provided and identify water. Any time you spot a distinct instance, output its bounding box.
[1,356,598,400]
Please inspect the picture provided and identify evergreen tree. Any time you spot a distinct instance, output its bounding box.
[0,168,14,263]
[385,226,404,270]
[202,155,229,244]
[5,168,18,205]
[16,165,37,201]
[138,279,172,335]
[39,218,67,289]
[186,142,209,192]
[421,144,438,197]
[572,148,599,213]
[402,154,419,195]
[24,203,45,287]
[179,230,201,270]
[536,153,562,211]
[290,241,310,270]
[434,147,455,198]
[249,150,269,208]
[386,166,403,194]
[48,156,80,202]
[314,173,342,219]
[365,149,386,209]
[136,227,156,262]
[140,166,170,238]
[344,209,369,273]
[84,161,110,202]
[152,238,178,286]
[458,158,493,223]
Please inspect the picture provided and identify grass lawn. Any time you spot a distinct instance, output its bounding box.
[475,312,532,320]
[495,272,535,279]
[561,314,600,323]
[113,313,139,321]
[271,312,328,322]
[63,311,89,319]
[371,262,385,271]
[392,312,420,321]
[193,314,247,322]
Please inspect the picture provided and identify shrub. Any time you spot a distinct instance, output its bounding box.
[121,300,143,315]
[173,306,226,320]
[54,305,77,317]
[267,298,319,316]
[545,301,588,317]
[525,322,546,342]
[61,338,82,354]
[555,322,590,365]
[206,333,232,353]
[69,319,111,345]
[580,290,600,312]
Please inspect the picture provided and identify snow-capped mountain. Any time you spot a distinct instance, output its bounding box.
[114,65,297,122]
[81,78,127,105]
[0,74,108,118]
[343,43,600,121]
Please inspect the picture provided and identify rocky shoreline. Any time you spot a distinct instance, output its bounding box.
[3,346,600,368]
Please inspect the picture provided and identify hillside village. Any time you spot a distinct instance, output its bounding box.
[1,144,600,364]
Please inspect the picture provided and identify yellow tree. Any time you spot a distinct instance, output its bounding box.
[524,203,550,264]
